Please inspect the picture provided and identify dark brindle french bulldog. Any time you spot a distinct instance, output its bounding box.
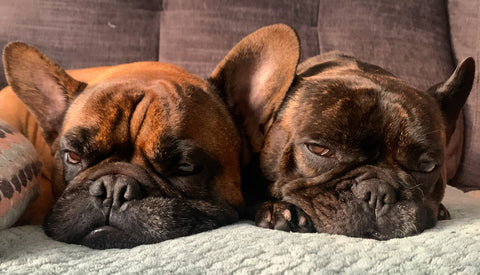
[214,28,475,239]
[0,24,299,248]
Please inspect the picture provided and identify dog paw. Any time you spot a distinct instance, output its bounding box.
[437,203,451,220]
[255,201,315,233]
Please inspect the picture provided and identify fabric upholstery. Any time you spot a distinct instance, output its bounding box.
[316,0,454,90]
[0,0,162,88]
[159,0,319,78]
[449,0,480,191]
[0,119,40,229]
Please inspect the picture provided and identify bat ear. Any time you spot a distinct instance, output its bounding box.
[209,24,300,153]
[3,42,86,144]
[427,57,475,140]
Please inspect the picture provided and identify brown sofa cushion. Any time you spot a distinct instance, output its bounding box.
[0,0,162,88]
[449,0,480,191]
[158,0,320,78]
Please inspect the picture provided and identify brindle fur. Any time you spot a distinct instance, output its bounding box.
[227,49,475,239]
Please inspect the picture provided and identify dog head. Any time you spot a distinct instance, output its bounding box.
[2,42,243,248]
[2,25,299,248]
[219,41,474,238]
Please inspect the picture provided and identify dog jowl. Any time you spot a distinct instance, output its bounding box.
[217,33,475,238]
[1,25,302,248]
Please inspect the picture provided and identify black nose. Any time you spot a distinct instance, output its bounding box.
[89,175,143,210]
[351,178,397,213]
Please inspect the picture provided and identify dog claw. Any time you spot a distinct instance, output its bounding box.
[264,210,272,223]
[282,209,292,221]
[255,201,315,233]
[438,203,451,220]
[299,216,306,227]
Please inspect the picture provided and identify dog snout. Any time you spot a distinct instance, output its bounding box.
[89,175,144,210]
[352,178,397,214]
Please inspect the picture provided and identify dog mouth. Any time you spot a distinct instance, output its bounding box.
[43,184,236,249]
[43,161,238,249]
[86,225,118,237]
[80,210,141,249]
[282,175,438,240]
[44,194,183,249]
[316,191,437,240]
[82,225,141,249]
[361,230,387,240]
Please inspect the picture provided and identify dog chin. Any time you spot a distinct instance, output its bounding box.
[43,191,226,249]
[81,226,143,249]
[308,197,437,240]
[43,197,160,249]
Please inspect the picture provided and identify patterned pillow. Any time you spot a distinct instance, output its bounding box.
[0,119,41,229]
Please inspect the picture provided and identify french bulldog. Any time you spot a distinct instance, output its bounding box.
[0,24,299,248]
[216,30,475,239]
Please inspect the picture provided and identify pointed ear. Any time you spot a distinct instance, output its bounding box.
[3,42,86,144]
[428,57,475,139]
[209,24,300,153]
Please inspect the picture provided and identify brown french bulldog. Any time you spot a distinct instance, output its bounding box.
[215,30,475,239]
[0,24,299,248]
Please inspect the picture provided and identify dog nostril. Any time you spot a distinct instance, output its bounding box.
[377,181,397,205]
[89,175,144,210]
[89,180,106,197]
[111,176,143,209]
[368,193,378,209]
[352,179,397,211]
[365,191,372,202]
[124,180,143,201]
[382,190,396,204]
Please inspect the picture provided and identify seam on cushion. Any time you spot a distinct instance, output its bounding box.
[444,0,465,187]
[158,11,162,61]
[447,0,480,189]
[445,0,458,65]
[316,0,322,54]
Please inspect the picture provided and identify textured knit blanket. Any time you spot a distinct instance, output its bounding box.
[1,185,479,274]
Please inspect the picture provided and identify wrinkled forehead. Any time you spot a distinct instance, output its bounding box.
[376,83,446,157]
[63,78,188,135]
[63,62,209,128]
[61,66,240,161]
[285,75,382,130]
[284,74,445,155]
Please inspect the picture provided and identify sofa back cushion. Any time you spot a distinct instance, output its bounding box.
[0,0,162,88]
[316,0,454,91]
[449,0,480,191]
[158,0,320,79]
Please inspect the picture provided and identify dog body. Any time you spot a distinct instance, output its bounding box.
[1,24,302,248]
[225,50,475,239]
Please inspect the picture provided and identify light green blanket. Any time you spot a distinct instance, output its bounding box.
[1,186,479,274]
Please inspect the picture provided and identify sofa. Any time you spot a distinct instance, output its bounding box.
[1,0,479,273]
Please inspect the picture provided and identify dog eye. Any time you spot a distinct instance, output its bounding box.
[306,144,335,158]
[419,161,437,173]
[176,163,201,175]
[64,151,82,165]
